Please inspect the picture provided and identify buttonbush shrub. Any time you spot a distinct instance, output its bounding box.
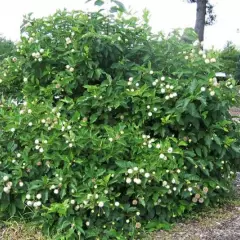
[0,6,240,240]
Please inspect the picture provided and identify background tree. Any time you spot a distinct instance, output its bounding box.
[219,41,240,81]
[188,0,216,42]
[0,35,15,63]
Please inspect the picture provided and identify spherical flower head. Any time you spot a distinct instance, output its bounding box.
[3,186,10,193]
[41,119,46,123]
[27,201,33,206]
[148,112,152,117]
[127,169,133,174]
[134,178,141,184]
[156,143,161,149]
[3,175,9,182]
[69,67,74,72]
[67,125,71,130]
[69,143,73,148]
[210,58,216,63]
[135,222,141,229]
[126,177,132,184]
[11,128,15,132]
[153,107,157,112]
[185,56,189,60]
[98,201,104,208]
[54,189,59,194]
[129,77,133,82]
[86,221,90,226]
[144,173,150,178]
[201,87,206,92]
[203,187,208,193]
[199,198,204,203]
[176,169,181,174]
[108,138,113,142]
[133,167,138,171]
[188,187,193,192]
[172,178,176,184]
[160,88,166,94]
[162,181,167,186]
[114,201,120,207]
[165,95,170,100]
[173,187,177,191]
[136,211,140,216]
[210,90,215,96]
[70,199,75,205]
[161,76,165,81]
[36,193,42,199]
[216,185,220,189]
[167,147,173,153]
[159,153,165,159]
[152,82,157,86]
[199,50,203,55]
[195,193,200,199]
[136,83,139,87]
[192,197,198,203]
[39,148,44,153]
[26,194,31,200]
[17,153,21,158]
[149,70,153,75]
[205,59,210,64]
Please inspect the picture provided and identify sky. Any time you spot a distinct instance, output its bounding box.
[0,0,239,49]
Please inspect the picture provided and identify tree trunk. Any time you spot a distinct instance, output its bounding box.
[194,0,207,42]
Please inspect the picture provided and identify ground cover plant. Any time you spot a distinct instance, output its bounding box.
[0,1,240,239]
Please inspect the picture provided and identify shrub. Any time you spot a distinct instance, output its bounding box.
[0,5,240,239]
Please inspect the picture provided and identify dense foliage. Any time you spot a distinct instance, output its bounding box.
[0,5,240,239]
[218,42,240,81]
[0,35,15,63]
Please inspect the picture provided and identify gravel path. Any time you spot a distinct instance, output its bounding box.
[154,174,240,240]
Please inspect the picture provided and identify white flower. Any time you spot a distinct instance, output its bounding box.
[166,84,170,89]
[185,56,189,60]
[126,219,130,223]
[159,153,165,159]
[210,58,216,63]
[33,202,39,208]
[139,169,145,173]
[95,194,99,199]
[86,221,90,226]
[131,89,134,92]
[144,173,150,178]
[173,187,177,191]
[129,77,133,82]
[35,139,39,144]
[202,54,207,59]
[172,179,176,184]
[127,81,132,86]
[59,177,63,181]
[28,122,33,126]
[162,181,167,186]
[136,211,140,216]
[41,119,46,123]
[54,189,59,194]
[134,178,142,184]
[201,87,206,92]
[149,70,153,74]
[23,77,28,82]
[156,143,161,149]
[210,90,215,96]
[136,83,139,87]
[115,201,120,207]
[148,144,152,148]
[199,50,203,55]
[36,193,42,199]
[69,67,74,72]
[161,88,166,93]
[205,59,210,64]
[66,65,70,70]
[38,58,42,62]
[108,138,113,142]
[3,175,9,182]
[98,201,104,208]
[165,96,170,100]
[40,48,44,53]
[176,169,181,173]
[104,189,108,194]
[161,76,165,81]
[188,187,192,192]
[69,143,73,148]
[26,194,31,200]
[127,169,133,174]
[27,201,33,206]
[3,187,10,193]
[126,177,132,184]
[67,125,71,130]
[148,112,152,117]
[17,153,21,158]
[35,145,40,150]
[170,93,174,98]
[133,167,138,171]
[153,107,157,112]
[43,140,48,144]
[216,185,220,189]
[11,128,15,132]
[70,199,75,205]
[152,82,157,86]
[39,148,44,153]
[20,110,24,114]
[27,109,32,114]
[168,147,173,153]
